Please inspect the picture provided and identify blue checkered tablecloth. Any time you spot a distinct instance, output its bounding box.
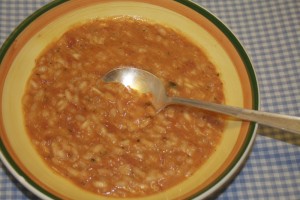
[0,0,299,199]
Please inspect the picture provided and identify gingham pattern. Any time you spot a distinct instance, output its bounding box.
[0,0,299,199]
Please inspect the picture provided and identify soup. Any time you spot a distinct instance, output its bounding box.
[23,17,225,197]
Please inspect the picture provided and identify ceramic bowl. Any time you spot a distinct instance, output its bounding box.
[0,0,258,199]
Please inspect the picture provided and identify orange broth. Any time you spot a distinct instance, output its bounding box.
[23,17,225,197]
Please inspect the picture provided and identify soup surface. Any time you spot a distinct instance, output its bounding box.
[23,17,225,197]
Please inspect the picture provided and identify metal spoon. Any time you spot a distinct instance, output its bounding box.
[102,67,300,134]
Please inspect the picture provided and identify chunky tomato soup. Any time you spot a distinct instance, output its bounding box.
[23,17,225,197]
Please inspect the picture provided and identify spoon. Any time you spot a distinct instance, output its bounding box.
[102,67,300,134]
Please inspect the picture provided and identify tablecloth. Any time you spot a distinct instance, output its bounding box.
[0,0,299,199]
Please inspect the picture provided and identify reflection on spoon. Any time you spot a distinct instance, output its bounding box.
[102,67,300,134]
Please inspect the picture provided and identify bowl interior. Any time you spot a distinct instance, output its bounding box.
[0,0,257,199]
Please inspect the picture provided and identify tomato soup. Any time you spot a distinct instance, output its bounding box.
[23,17,225,197]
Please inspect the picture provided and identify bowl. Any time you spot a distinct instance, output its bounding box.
[0,0,259,199]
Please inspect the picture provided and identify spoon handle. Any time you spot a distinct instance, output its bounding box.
[169,97,300,134]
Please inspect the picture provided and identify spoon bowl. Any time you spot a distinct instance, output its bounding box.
[102,67,168,111]
[103,67,300,134]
